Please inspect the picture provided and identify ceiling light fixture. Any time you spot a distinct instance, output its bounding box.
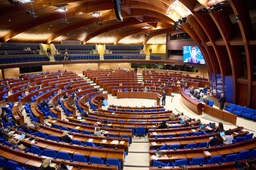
[55,7,68,12]
[58,6,69,24]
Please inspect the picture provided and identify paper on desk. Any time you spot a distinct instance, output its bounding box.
[52,120,56,123]
[68,135,73,139]
[120,141,125,144]
[67,166,73,170]
[102,139,107,143]
[110,140,119,144]
[204,151,211,156]
[151,142,157,146]
[75,126,80,129]
[206,127,212,130]
[153,125,156,127]
[153,132,157,135]
[191,129,196,132]
[234,132,238,135]
[88,138,93,142]
[151,155,158,160]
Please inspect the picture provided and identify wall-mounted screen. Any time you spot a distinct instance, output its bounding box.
[183,46,206,64]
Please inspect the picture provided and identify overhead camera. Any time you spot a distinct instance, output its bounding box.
[26,10,37,18]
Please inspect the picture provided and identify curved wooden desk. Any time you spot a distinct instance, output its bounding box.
[117,92,161,106]
[180,88,203,115]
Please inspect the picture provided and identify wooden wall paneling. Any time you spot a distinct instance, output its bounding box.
[251,83,256,109]
[187,15,217,75]
[229,0,255,107]
[63,64,99,74]
[3,68,20,79]
[210,10,243,104]
[237,83,248,106]
[42,65,64,72]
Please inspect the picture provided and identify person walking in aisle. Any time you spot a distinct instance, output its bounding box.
[161,90,166,106]
[218,92,226,110]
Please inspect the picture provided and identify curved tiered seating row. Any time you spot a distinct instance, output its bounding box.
[107,105,164,111]
[150,56,161,60]
[104,55,146,60]
[225,103,256,120]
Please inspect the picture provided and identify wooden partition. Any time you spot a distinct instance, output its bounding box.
[180,88,203,115]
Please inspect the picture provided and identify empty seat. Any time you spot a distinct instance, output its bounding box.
[89,156,104,165]
[207,155,225,164]
[106,158,121,170]
[73,153,87,163]
[224,154,237,162]
[56,151,71,160]
[237,150,250,160]
[171,159,187,166]
[189,157,205,165]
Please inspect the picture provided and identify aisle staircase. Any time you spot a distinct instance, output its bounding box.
[137,73,144,85]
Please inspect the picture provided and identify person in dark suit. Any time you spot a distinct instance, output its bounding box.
[157,121,168,129]
[161,90,166,106]
[60,131,72,143]
[218,93,226,110]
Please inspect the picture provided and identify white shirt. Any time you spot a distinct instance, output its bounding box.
[223,135,234,145]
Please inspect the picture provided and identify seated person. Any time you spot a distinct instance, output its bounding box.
[57,161,68,170]
[41,100,48,108]
[80,111,89,117]
[18,123,30,133]
[202,96,209,105]
[178,112,185,121]
[8,133,26,150]
[223,130,234,145]
[63,92,68,99]
[94,127,103,136]
[214,122,224,132]
[169,114,177,121]
[210,132,224,146]
[60,131,72,143]
[157,120,168,129]
[194,119,202,126]
[39,158,55,170]
[181,119,190,127]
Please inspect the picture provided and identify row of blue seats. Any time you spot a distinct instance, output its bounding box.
[62,51,91,54]
[150,56,162,60]
[0,56,48,64]
[0,51,39,55]
[152,149,256,167]
[104,55,146,59]
[0,43,39,50]
[27,146,122,170]
[107,107,165,112]
[106,45,143,50]
[150,134,253,150]
[225,103,256,120]
[151,142,209,151]
[69,55,100,60]
[55,45,96,50]
[112,51,140,54]
[0,157,34,170]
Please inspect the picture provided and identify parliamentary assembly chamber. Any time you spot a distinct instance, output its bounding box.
[0,0,256,169]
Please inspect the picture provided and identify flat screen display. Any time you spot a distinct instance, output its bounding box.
[183,46,206,64]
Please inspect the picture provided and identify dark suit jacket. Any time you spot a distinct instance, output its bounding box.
[218,96,226,109]
[61,135,72,143]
